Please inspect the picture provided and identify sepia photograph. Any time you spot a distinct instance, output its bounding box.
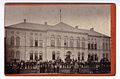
[4,3,115,76]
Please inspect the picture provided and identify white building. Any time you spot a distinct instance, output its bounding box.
[5,20,110,63]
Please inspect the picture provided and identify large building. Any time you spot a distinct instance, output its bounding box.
[5,20,110,63]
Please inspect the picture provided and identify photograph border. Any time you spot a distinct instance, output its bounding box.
[4,3,116,76]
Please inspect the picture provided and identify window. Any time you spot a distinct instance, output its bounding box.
[76,37,80,48]
[39,40,43,47]
[88,53,91,61]
[39,52,42,60]
[11,36,14,46]
[106,43,108,50]
[64,36,68,47]
[82,52,84,61]
[16,36,20,47]
[34,52,38,60]
[16,51,20,59]
[78,52,80,61]
[102,43,105,50]
[30,38,33,46]
[70,37,74,47]
[52,51,55,60]
[91,44,94,50]
[95,43,97,50]
[106,53,108,59]
[95,54,98,61]
[35,40,38,47]
[103,53,105,58]
[81,37,85,49]
[11,50,15,59]
[56,51,60,59]
[57,35,61,47]
[51,35,55,47]
[88,43,90,50]
[91,54,94,61]
[35,33,38,35]
[30,53,33,60]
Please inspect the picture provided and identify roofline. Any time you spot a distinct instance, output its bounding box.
[5,27,111,38]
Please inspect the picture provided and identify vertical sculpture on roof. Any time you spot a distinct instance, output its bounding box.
[60,9,62,22]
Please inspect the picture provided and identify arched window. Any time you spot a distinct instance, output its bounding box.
[78,52,80,61]
[39,51,42,60]
[102,43,105,50]
[16,36,20,47]
[56,51,60,59]
[11,50,15,59]
[39,40,43,47]
[103,53,105,58]
[52,51,55,60]
[39,34,43,47]
[95,43,97,50]
[106,43,108,50]
[81,37,85,49]
[57,35,61,47]
[70,37,74,47]
[35,38,38,47]
[88,43,90,50]
[64,36,68,47]
[88,53,91,61]
[51,35,55,47]
[82,52,84,61]
[76,37,80,48]
[11,36,14,46]
[106,53,108,59]
[95,54,98,61]
[30,37,33,46]
[16,51,20,59]
[30,51,33,60]
[34,51,38,60]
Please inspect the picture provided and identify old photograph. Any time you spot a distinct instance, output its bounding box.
[5,4,111,75]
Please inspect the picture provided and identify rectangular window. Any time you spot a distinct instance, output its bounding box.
[88,43,90,50]
[39,40,43,47]
[35,40,38,47]
[16,51,20,59]
[103,43,105,50]
[30,38,33,46]
[51,40,55,47]
[106,53,108,59]
[35,53,38,60]
[82,52,84,61]
[39,54,42,60]
[52,52,55,60]
[78,52,80,61]
[95,44,97,50]
[82,42,85,49]
[30,53,33,60]
[56,52,60,59]
[103,53,105,58]
[91,44,93,50]
[95,54,98,61]
[106,43,108,51]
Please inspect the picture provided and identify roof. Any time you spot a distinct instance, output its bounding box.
[5,22,110,37]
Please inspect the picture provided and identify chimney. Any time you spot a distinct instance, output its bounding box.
[44,22,47,25]
[75,26,78,29]
[90,28,94,31]
[24,19,26,23]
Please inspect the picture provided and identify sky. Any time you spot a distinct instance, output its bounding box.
[5,4,110,36]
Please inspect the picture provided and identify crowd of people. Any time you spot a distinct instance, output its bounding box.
[5,58,111,74]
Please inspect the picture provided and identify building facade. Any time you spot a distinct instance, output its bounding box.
[5,20,110,63]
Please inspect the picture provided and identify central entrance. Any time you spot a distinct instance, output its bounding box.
[65,51,72,63]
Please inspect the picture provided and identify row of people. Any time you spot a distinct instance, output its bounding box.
[5,58,110,74]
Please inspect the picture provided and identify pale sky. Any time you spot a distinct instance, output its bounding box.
[5,4,111,36]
